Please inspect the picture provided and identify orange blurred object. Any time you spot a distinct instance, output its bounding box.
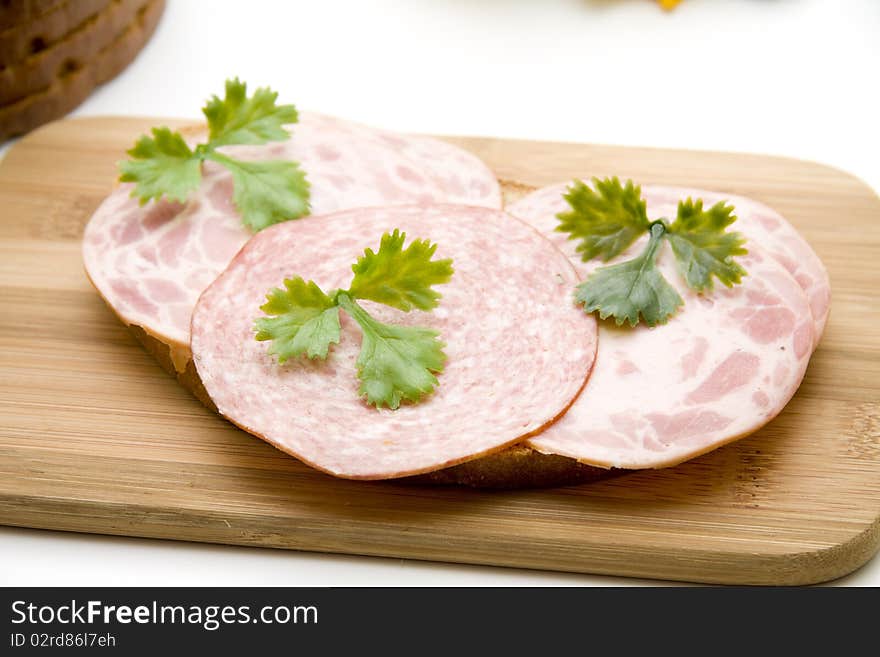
[659,0,682,9]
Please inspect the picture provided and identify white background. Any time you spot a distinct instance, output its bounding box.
[2,0,878,586]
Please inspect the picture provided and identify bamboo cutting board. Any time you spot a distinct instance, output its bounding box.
[1,116,879,585]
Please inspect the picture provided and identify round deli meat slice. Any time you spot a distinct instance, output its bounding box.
[392,133,503,207]
[191,205,598,480]
[509,183,830,348]
[508,184,815,469]
[82,112,502,369]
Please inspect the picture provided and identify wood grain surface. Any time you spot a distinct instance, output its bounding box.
[1,116,878,585]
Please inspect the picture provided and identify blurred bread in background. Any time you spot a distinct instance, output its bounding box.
[0,0,165,142]
[0,0,65,31]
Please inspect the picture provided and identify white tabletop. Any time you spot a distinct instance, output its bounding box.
[2,0,878,586]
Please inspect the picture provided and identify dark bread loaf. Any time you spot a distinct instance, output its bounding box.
[0,0,111,68]
[0,0,65,31]
[0,0,148,105]
[0,0,164,142]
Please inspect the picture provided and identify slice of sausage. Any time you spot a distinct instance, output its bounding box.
[191,205,598,479]
[81,112,502,368]
[508,184,816,469]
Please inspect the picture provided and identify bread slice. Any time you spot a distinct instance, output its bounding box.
[0,0,111,68]
[0,0,65,31]
[0,0,164,142]
[0,0,149,105]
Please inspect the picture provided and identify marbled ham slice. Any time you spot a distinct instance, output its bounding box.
[191,205,597,479]
[508,185,816,469]
[510,184,830,348]
[82,112,502,363]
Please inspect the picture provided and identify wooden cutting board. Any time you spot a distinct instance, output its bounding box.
[1,116,878,585]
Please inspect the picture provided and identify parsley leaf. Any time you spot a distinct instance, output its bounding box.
[349,229,454,311]
[118,78,309,230]
[575,222,683,327]
[254,277,341,362]
[337,294,446,410]
[557,178,748,327]
[557,177,650,262]
[118,127,202,204]
[203,77,299,147]
[666,198,748,292]
[206,152,310,231]
[255,231,453,409]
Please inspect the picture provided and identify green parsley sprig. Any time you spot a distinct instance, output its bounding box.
[254,230,454,409]
[118,78,310,231]
[559,177,747,327]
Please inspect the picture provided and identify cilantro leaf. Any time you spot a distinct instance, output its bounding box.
[118,127,202,204]
[575,222,683,327]
[559,180,749,327]
[207,152,310,231]
[254,230,453,409]
[666,199,748,292]
[338,294,445,409]
[557,177,650,262]
[118,79,310,230]
[348,229,454,312]
[203,77,299,147]
[254,277,340,362]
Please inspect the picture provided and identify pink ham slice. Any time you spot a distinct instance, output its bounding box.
[190,205,597,479]
[82,112,502,367]
[510,184,830,348]
[508,184,816,469]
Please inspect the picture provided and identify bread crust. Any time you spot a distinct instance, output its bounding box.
[405,444,620,489]
[498,178,539,206]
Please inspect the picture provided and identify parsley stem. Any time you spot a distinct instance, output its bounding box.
[622,221,666,301]
[642,221,667,264]
[336,292,371,328]
[647,220,667,238]
[203,150,235,169]
[193,143,211,160]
